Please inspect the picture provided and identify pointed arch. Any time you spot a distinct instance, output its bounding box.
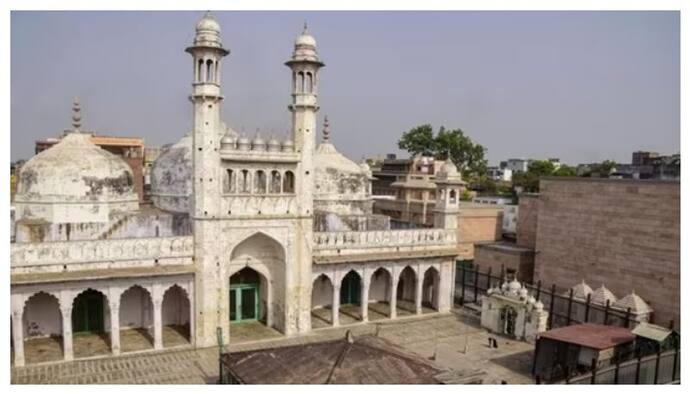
[422,266,441,311]
[231,231,285,263]
[162,284,191,346]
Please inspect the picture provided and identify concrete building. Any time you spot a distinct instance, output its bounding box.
[487,166,512,182]
[504,158,530,173]
[10,14,461,368]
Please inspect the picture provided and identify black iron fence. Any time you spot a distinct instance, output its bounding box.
[542,347,681,385]
[454,264,674,331]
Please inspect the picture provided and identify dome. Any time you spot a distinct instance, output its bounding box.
[17,132,136,204]
[440,161,458,177]
[508,278,521,293]
[220,133,235,149]
[295,32,316,47]
[570,280,593,300]
[237,136,251,151]
[252,133,266,151]
[150,133,193,213]
[518,287,529,299]
[267,136,281,152]
[281,138,294,152]
[613,291,652,314]
[534,301,544,311]
[196,12,221,33]
[591,285,617,305]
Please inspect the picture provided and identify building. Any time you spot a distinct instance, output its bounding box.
[632,151,659,166]
[10,14,461,368]
[504,158,530,173]
[35,124,146,203]
[487,166,512,182]
[371,155,414,197]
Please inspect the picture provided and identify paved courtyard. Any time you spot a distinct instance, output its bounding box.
[11,309,535,384]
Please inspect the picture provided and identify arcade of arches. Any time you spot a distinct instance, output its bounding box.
[11,278,193,367]
[311,265,442,329]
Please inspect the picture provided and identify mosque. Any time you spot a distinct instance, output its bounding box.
[10,13,463,367]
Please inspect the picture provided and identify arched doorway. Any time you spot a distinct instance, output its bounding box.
[72,289,110,358]
[119,285,153,352]
[422,267,440,312]
[162,285,191,347]
[396,266,417,315]
[229,232,285,333]
[501,306,518,337]
[338,271,362,323]
[311,274,334,329]
[22,292,63,364]
[368,268,392,320]
[230,268,263,323]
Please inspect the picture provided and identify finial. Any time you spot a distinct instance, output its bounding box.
[303,21,309,34]
[72,96,82,132]
[204,10,212,18]
[322,115,330,142]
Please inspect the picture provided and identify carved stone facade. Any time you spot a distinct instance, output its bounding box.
[10,14,461,367]
[480,279,548,343]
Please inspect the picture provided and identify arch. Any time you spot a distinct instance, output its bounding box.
[283,171,295,193]
[197,58,204,82]
[306,72,313,93]
[22,292,63,364]
[229,232,286,331]
[162,284,191,346]
[215,60,220,84]
[254,170,267,194]
[241,169,251,193]
[368,268,392,319]
[340,270,361,306]
[422,266,440,311]
[297,71,305,93]
[71,288,110,358]
[229,267,268,323]
[119,285,154,351]
[269,170,281,193]
[397,266,417,303]
[206,59,214,83]
[225,169,237,193]
[449,189,457,203]
[311,274,334,327]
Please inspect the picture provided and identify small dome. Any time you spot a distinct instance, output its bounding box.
[359,160,371,173]
[570,280,593,300]
[296,32,316,47]
[237,136,251,151]
[591,285,617,305]
[252,134,267,151]
[267,136,281,152]
[613,291,652,314]
[534,301,544,311]
[518,287,529,299]
[151,134,193,213]
[527,296,536,305]
[281,138,294,152]
[220,133,235,149]
[196,13,221,33]
[508,278,521,293]
[501,281,509,292]
[440,160,458,177]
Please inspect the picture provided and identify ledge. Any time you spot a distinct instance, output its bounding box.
[11,264,195,285]
[313,248,458,264]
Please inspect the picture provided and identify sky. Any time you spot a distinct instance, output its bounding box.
[10,11,680,166]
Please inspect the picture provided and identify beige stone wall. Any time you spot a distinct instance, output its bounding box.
[473,244,535,283]
[516,194,539,248]
[533,178,680,326]
[456,204,503,259]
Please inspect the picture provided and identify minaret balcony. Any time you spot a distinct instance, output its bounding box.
[220,149,300,164]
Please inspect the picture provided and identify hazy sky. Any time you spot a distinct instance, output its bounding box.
[11,11,679,165]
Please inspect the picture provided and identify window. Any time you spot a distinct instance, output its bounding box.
[269,170,281,193]
[254,170,267,194]
[225,169,236,193]
[449,189,457,203]
[241,169,251,193]
[283,171,295,193]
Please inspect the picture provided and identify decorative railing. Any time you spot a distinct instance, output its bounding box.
[11,236,194,267]
[313,228,456,250]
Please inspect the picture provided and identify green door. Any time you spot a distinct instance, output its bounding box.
[340,272,361,305]
[72,290,105,334]
[229,284,259,322]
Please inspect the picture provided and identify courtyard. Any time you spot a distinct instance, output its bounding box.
[11,308,535,384]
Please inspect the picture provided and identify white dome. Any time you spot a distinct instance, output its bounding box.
[570,280,593,300]
[296,32,316,47]
[196,13,221,33]
[613,291,652,314]
[440,161,458,177]
[591,285,617,305]
[508,278,521,293]
[16,133,136,205]
[150,134,193,213]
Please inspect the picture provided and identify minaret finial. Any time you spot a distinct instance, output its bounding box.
[323,115,330,142]
[72,96,82,132]
[303,21,309,34]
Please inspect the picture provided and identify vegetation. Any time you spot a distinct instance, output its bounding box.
[398,124,488,183]
[512,160,577,193]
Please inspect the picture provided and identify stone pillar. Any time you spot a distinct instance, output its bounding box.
[11,310,25,367]
[415,274,423,314]
[390,276,398,319]
[188,282,196,346]
[361,278,370,322]
[332,284,340,327]
[61,306,74,361]
[153,299,163,350]
[109,301,121,355]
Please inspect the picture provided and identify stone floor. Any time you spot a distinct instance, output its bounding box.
[311,301,435,329]
[11,309,536,384]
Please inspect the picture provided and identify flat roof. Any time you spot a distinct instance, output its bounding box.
[538,323,635,350]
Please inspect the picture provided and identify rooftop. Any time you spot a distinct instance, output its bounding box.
[537,323,635,350]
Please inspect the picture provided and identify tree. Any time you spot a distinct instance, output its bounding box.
[553,165,577,177]
[589,160,617,177]
[398,124,435,157]
[512,160,576,193]
[398,124,487,182]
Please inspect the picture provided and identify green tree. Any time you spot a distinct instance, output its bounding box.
[553,164,577,177]
[398,124,435,157]
[589,160,617,177]
[398,124,487,182]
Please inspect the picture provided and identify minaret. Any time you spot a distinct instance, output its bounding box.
[186,11,229,220]
[185,12,229,347]
[433,160,466,230]
[285,23,324,217]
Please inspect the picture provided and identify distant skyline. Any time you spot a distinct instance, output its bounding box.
[11,11,680,165]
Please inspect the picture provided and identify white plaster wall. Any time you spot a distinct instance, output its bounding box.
[22,293,62,338]
[311,276,332,308]
[397,268,416,301]
[162,286,190,326]
[120,286,153,329]
[368,270,391,302]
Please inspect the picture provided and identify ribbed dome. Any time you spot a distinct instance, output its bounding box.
[613,291,652,314]
[591,285,617,305]
[569,280,594,300]
[16,132,136,204]
[196,13,221,33]
[150,133,193,213]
